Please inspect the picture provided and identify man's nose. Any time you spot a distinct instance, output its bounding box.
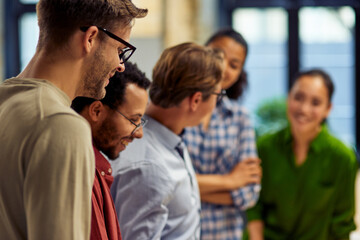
[117,62,125,72]
[132,127,144,139]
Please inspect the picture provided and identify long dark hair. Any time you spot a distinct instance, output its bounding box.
[206,28,248,100]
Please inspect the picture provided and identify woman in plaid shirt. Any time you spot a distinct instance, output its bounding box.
[183,29,262,239]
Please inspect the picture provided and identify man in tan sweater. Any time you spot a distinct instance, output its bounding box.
[0,1,147,239]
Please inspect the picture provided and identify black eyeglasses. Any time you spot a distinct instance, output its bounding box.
[80,26,136,64]
[212,89,227,103]
[113,109,147,136]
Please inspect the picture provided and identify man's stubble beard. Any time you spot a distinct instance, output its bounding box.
[93,116,120,160]
[81,49,112,100]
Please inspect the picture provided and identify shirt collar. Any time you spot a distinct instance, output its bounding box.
[309,125,328,152]
[283,124,328,153]
[144,115,183,151]
[217,96,234,116]
[93,145,112,174]
[8,78,72,106]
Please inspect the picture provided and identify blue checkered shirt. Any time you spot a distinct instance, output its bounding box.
[183,97,260,240]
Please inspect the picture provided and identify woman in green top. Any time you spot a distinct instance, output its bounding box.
[246,69,358,240]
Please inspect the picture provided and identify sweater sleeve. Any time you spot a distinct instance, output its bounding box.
[24,114,94,240]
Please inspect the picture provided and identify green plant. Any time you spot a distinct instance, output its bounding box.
[255,97,288,137]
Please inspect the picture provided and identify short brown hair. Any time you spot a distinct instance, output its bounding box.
[150,42,224,108]
[36,0,148,49]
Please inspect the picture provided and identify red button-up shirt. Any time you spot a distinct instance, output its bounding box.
[91,146,121,240]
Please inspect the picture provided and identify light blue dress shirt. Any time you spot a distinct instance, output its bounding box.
[110,115,201,240]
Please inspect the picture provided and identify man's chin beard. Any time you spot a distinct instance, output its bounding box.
[81,74,107,99]
[103,150,120,161]
[84,85,105,100]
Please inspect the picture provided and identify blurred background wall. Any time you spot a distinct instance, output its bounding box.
[129,0,219,79]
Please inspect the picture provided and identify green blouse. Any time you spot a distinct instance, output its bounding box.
[246,125,358,240]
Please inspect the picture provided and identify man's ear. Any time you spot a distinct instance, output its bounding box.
[189,92,203,112]
[82,26,100,54]
[88,101,105,122]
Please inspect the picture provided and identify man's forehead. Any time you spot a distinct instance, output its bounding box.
[119,85,148,112]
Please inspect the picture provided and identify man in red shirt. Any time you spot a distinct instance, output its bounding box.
[72,62,151,239]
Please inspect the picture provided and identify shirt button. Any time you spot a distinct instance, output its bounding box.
[108,168,112,174]
[101,171,105,176]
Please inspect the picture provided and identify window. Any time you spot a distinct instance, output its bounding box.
[20,0,38,3]
[233,8,288,117]
[19,13,38,71]
[223,1,358,147]
[299,6,355,144]
[4,0,163,80]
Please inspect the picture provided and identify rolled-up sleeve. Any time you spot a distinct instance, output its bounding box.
[231,184,261,210]
[232,112,260,210]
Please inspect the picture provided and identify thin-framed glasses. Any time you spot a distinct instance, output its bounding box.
[80,26,136,64]
[212,89,227,103]
[113,109,147,136]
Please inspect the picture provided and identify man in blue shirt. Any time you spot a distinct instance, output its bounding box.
[110,42,225,239]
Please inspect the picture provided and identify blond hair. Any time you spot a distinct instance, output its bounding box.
[150,42,224,108]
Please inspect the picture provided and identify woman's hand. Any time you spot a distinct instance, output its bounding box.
[227,157,262,189]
